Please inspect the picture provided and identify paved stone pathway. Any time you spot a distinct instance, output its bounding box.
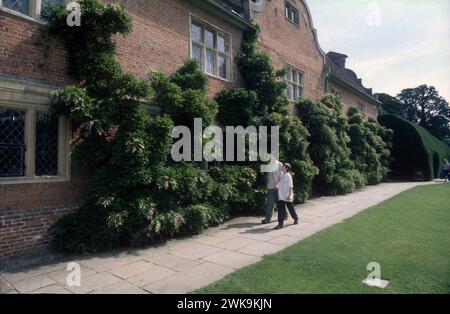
[0,181,439,294]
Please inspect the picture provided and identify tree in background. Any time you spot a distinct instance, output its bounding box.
[376,93,406,118]
[376,85,450,142]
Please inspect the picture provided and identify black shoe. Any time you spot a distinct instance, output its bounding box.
[294,220,299,225]
[261,219,271,225]
[274,225,284,230]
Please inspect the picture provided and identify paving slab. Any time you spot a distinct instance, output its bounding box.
[32,284,72,294]
[143,262,233,294]
[12,275,56,293]
[66,272,122,294]
[91,281,147,294]
[126,264,176,287]
[0,278,16,294]
[202,250,261,269]
[146,253,201,272]
[110,261,157,279]
[169,242,223,260]
[213,237,258,251]
[239,242,285,257]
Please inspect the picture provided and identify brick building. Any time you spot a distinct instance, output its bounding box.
[326,51,380,119]
[0,0,379,260]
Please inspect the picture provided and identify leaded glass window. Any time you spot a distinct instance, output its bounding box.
[3,0,30,15]
[35,112,59,176]
[190,20,232,80]
[0,108,26,177]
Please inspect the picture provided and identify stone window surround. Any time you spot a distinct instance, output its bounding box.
[0,76,71,185]
[189,14,234,83]
[0,0,70,23]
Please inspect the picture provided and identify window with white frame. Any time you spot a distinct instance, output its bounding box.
[285,64,304,102]
[285,1,300,25]
[1,0,65,20]
[357,102,365,113]
[191,19,232,81]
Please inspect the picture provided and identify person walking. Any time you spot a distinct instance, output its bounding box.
[275,163,299,230]
[262,155,283,224]
[441,159,450,182]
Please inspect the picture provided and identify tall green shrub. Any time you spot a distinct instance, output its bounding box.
[379,114,450,180]
[297,95,365,195]
[347,107,393,185]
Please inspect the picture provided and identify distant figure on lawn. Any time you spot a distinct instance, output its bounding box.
[262,154,283,224]
[275,163,299,230]
[441,159,450,182]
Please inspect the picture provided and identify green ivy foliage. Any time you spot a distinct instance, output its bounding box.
[216,89,257,127]
[209,165,265,214]
[216,24,316,202]
[237,26,290,116]
[297,95,365,195]
[44,1,227,253]
[150,60,218,128]
[347,107,393,185]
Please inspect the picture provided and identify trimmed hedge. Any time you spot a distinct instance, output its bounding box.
[378,114,450,181]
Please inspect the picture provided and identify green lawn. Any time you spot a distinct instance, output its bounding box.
[196,184,450,294]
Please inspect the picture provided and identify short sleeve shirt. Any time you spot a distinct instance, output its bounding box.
[278,173,294,202]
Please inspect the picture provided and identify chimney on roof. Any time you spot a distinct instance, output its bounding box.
[327,52,348,69]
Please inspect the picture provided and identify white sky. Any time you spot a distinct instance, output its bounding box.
[307,0,450,101]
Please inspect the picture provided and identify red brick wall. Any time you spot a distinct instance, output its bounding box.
[328,80,379,120]
[0,0,244,260]
[0,11,73,86]
[253,0,326,101]
[0,168,89,260]
[109,0,243,98]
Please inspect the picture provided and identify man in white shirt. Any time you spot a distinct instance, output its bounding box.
[261,155,283,224]
[275,163,299,229]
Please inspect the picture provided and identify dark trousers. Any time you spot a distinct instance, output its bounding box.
[264,189,278,221]
[278,201,299,226]
[443,170,450,181]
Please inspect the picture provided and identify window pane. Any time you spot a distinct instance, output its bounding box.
[218,55,227,79]
[205,29,215,48]
[298,86,303,98]
[292,70,298,83]
[192,44,202,63]
[206,49,215,74]
[191,23,203,43]
[4,0,29,15]
[217,35,228,53]
[35,112,59,176]
[286,67,292,81]
[287,84,293,100]
[293,83,298,101]
[0,108,26,177]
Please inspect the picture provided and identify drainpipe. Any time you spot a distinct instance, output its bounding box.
[323,64,331,94]
[242,0,251,20]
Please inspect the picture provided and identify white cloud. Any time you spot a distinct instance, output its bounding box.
[308,0,450,101]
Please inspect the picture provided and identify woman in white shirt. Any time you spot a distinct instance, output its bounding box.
[275,163,299,229]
